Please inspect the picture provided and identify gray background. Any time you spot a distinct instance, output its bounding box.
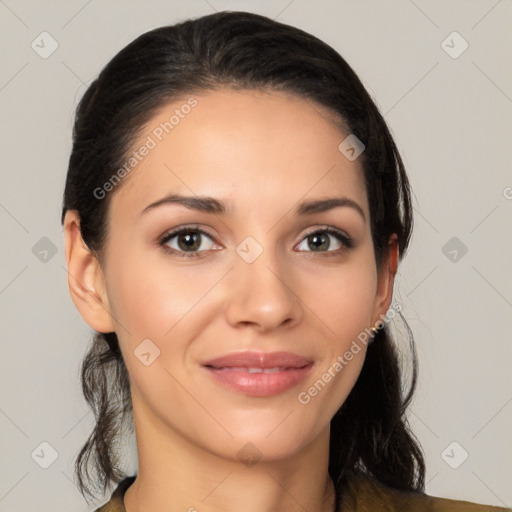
[1,0,511,510]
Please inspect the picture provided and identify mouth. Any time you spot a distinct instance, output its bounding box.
[201,351,314,397]
[207,366,296,373]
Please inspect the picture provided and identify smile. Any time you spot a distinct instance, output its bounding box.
[202,363,313,397]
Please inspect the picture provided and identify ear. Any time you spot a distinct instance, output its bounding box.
[371,233,399,324]
[63,210,115,333]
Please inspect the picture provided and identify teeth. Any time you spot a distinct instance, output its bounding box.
[219,366,285,373]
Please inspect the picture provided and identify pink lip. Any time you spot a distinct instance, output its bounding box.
[202,351,313,369]
[202,351,314,397]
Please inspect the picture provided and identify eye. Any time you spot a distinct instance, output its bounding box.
[158,226,218,258]
[296,227,354,256]
[158,225,355,259]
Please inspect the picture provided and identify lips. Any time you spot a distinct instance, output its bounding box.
[202,351,313,369]
[202,351,314,397]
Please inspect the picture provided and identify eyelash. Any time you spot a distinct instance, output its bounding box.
[158,225,355,259]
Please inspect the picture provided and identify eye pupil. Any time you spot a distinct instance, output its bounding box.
[309,233,329,251]
[178,232,201,251]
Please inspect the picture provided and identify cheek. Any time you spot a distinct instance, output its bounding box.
[105,244,215,343]
[104,253,212,420]
[307,256,378,340]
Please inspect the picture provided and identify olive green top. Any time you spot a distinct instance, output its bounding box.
[94,473,511,511]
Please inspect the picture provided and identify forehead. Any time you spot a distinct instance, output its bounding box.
[110,88,368,219]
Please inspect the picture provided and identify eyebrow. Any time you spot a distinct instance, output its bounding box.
[140,193,366,221]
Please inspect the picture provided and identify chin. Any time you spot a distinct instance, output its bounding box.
[194,415,323,463]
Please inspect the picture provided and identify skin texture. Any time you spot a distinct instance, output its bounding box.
[64,88,398,512]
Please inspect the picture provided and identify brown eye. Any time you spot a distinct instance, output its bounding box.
[175,231,202,251]
[159,227,217,258]
[296,227,354,255]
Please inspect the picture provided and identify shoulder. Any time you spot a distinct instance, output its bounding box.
[339,472,511,512]
[93,476,136,512]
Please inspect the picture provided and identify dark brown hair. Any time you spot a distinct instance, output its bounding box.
[61,10,425,508]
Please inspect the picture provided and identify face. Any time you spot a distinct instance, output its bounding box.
[83,89,396,462]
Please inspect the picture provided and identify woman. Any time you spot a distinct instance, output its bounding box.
[61,10,510,512]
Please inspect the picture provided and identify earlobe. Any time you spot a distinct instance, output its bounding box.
[63,210,115,333]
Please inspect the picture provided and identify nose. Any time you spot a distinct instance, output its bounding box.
[223,245,303,333]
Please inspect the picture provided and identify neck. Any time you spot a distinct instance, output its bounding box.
[123,398,337,512]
